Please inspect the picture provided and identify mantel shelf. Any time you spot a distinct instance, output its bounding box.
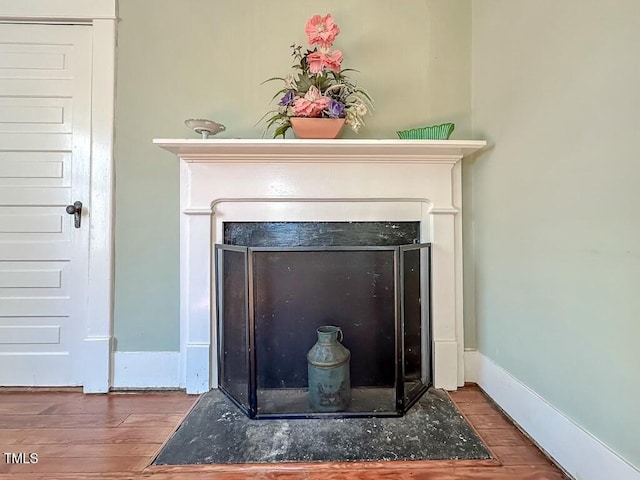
[153,138,487,163]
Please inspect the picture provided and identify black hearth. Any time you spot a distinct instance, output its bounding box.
[214,222,431,419]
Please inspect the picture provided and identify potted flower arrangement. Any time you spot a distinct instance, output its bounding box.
[262,13,373,139]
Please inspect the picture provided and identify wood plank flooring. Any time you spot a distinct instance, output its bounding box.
[0,384,569,479]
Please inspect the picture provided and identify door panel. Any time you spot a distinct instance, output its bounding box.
[0,24,91,386]
[0,42,73,77]
[0,212,64,235]
[0,152,69,186]
[0,97,73,133]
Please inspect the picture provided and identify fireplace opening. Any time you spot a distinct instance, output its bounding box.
[214,222,431,419]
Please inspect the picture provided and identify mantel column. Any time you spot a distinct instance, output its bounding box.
[180,163,212,393]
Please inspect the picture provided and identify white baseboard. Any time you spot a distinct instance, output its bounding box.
[112,351,181,389]
[464,350,640,480]
[82,336,112,393]
[463,348,480,384]
[185,343,211,394]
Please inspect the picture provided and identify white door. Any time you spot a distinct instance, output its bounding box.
[0,24,91,385]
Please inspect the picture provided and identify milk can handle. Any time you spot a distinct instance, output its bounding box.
[337,328,343,343]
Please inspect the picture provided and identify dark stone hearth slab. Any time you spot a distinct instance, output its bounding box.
[153,388,491,465]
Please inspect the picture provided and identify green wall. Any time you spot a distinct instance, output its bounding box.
[114,0,639,468]
[471,0,640,469]
[113,0,472,350]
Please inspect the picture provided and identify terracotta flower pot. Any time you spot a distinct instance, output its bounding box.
[290,117,346,139]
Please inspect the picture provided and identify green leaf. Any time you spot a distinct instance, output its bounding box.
[296,73,314,94]
[266,115,285,130]
[261,77,286,85]
[254,109,281,126]
[273,124,290,139]
[269,88,289,103]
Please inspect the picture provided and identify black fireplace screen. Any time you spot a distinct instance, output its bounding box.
[215,222,431,419]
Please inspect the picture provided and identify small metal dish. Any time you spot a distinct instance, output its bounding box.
[185,119,226,138]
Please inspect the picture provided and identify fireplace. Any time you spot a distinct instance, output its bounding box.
[216,221,430,418]
[153,139,486,395]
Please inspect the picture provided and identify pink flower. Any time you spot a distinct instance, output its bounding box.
[307,50,343,74]
[305,14,340,48]
[293,86,330,117]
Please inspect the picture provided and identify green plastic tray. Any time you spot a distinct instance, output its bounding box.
[396,122,455,140]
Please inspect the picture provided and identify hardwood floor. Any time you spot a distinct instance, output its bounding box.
[0,384,569,479]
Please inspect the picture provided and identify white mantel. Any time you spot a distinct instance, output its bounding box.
[154,138,486,394]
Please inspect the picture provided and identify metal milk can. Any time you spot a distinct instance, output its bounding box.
[307,325,351,412]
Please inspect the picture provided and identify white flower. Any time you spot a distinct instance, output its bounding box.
[345,110,362,133]
[355,102,367,116]
[284,74,295,89]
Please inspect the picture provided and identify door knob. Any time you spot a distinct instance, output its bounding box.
[66,201,83,228]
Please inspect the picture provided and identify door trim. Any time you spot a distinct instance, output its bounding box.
[0,0,117,393]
